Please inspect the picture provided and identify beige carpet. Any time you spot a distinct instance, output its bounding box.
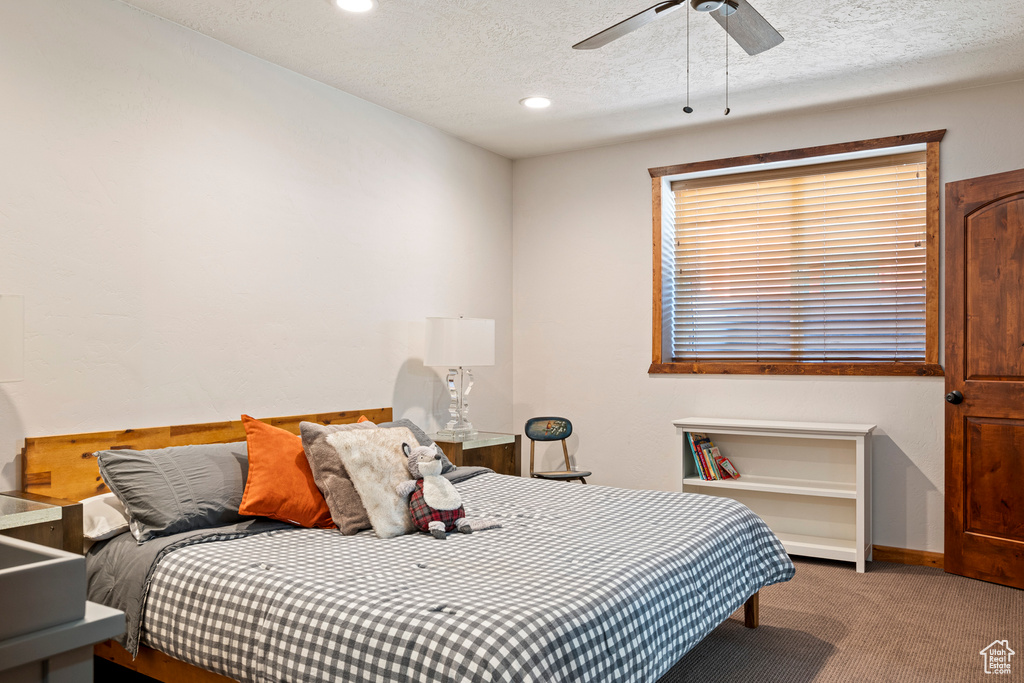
[659,558,1024,682]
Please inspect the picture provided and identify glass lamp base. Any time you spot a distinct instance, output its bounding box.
[436,426,477,439]
[440,367,477,440]
[437,417,476,439]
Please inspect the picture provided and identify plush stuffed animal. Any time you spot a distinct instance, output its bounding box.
[396,443,472,539]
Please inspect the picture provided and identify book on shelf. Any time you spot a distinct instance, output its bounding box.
[703,442,725,479]
[715,454,740,479]
[686,432,741,480]
[687,432,719,480]
[686,432,709,479]
[685,432,707,479]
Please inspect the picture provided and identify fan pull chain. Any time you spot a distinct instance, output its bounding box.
[684,6,693,114]
[724,9,730,115]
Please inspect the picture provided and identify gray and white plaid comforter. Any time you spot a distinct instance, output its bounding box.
[141,472,794,682]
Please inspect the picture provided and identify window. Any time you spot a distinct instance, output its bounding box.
[650,131,944,376]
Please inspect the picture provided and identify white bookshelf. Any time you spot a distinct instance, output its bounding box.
[675,417,874,572]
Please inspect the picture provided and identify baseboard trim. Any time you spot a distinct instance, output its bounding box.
[872,545,944,569]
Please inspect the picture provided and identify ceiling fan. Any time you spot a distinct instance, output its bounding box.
[573,0,783,56]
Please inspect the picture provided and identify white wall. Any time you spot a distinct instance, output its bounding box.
[5,0,1022,556]
[0,0,513,490]
[512,80,1024,553]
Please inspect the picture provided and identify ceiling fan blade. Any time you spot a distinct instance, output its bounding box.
[710,0,783,56]
[573,1,686,50]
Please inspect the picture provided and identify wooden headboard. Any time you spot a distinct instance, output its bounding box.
[20,407,393,502]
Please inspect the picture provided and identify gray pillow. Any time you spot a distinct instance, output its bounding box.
[97,443,250,543]
[377,419,456,474]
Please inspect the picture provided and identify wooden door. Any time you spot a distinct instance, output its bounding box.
[945,168,1024,589]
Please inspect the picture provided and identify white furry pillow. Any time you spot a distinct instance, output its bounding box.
[326,427,416,538]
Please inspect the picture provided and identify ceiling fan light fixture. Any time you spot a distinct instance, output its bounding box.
[520,97,552,109]
[691,0,725,12]
[334,0,376,12]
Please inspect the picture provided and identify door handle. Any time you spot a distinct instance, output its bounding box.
[945,390,964,405]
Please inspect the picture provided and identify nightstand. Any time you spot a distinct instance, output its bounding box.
[0,492,83,554]
[431,432,522,476]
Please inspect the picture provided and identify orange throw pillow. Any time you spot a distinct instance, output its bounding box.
[238,415,335,529]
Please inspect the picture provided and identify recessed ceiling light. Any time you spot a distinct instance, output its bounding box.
[520,97,551,109]
[334,0,375,12]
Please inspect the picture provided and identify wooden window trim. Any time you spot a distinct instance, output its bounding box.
[669,151,926,191]
[650,130,946,377]
[648,130,946,178]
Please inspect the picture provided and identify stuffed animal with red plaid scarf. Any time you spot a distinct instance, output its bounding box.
[395,443,472,538]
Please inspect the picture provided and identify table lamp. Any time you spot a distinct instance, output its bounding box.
[425,317,494,438]
[0,295,24,383]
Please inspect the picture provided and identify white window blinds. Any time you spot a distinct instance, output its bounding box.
[670,152,927,362]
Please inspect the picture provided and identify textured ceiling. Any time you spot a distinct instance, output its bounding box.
[118,0,1024,158]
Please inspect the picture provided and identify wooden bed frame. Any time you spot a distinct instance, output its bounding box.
[19,405,759,683]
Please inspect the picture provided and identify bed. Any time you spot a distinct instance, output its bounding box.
[20,407,794,683]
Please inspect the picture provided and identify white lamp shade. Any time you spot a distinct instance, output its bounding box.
[424,317,494,368]
[0,295,24,382]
